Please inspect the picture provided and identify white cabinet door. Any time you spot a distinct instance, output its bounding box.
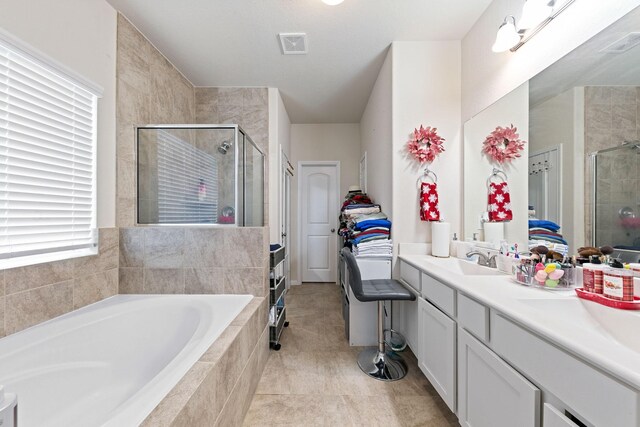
[418,297,456,413]
[405,298,418,351]
[543,404,577,427]
[458,328,540,427]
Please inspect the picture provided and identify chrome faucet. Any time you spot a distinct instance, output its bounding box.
[466,251,498,268]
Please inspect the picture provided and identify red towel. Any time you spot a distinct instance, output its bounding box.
[420,182,440,222]
[488,182,512,222]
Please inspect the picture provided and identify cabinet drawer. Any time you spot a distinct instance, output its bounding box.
[421,273,455,317]
[543,404,577,427]
[492,313,640,427]
[457,293,489,342]
[400,260,421,292]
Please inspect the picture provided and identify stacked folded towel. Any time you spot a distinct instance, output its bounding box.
[353,239,393,258]
[528,219,568,246]
[338,191,392,259]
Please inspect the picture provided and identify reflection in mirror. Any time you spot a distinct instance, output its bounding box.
[529,5,640,260]
[463,83,529,249]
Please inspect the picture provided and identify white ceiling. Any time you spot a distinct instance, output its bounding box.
[105,0,492,123]
[530,5,640,108]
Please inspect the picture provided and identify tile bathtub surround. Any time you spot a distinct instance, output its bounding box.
[243,284,459,427]
[1,228,119,337]
[116,13,196,228]
[118,226,269,297]
[141,296,269,427]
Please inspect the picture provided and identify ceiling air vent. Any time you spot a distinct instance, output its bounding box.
[279,33,308,55]
[600,32,640,53]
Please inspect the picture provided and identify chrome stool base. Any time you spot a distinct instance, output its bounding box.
[357,348,408,382]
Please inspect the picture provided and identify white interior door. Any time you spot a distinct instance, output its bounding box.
[281,152,292,288]
[300,163,339,283]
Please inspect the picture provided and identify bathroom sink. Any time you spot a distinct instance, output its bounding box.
[433,257,503,276]
[518,297,640,354]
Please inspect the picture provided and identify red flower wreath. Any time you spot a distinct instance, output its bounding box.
[482,124,526,164]
[407,125,445,164]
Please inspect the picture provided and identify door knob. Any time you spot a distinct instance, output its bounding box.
[331,228,336,233]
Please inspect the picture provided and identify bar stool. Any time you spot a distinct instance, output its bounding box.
[340,247,416,381]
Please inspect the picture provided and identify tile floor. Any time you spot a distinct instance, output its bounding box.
[243,283,460,426]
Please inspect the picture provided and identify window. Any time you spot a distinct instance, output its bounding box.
[0,33,101,269]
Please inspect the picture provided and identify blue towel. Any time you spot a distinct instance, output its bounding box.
[528,219,560,232]
[530,235,567,245]
[353,234,390,244]
[354,219,392,231]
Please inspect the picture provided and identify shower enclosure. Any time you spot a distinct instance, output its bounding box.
[136,125,264,226]
[590,141,640,256]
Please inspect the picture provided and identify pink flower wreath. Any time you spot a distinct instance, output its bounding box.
[407,125,445,164]
[482,124,526,164]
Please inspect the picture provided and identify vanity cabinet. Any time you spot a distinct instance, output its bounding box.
[458,328,540,427]
[418,296,457,412]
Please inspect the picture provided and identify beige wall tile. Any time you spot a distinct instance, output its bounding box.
[223,228,264,268]
[75,228,119,277]
[144,268,184,294]
[5,281,73,335]
[119,267,144,294]
[142,361,213,427]
[218,88,244,107]
[73,269,118,309]
[5,259,74,295]
[120,227,145,267]
[184,229,225,268]
[0,294,5,338]
[144,228,185,268]
[243,88,268,107]
[184,268,224,294]
[224,268,264,296]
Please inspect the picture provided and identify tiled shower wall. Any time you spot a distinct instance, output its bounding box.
[115,14,270,297]
[584,86,640,245]
[0,229,118,337]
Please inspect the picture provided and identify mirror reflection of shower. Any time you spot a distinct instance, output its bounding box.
[218,140,232,155]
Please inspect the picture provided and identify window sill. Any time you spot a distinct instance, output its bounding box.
[0,247,99,270]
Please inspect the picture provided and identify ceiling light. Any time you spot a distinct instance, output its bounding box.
[519,0,553,30]
[492,16,521,53]
[322,0,344,5]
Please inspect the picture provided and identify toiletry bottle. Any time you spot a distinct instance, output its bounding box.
[585,256,605,294]
[450,233,458,258]
[198,178,207,202]
[603,260,634,301]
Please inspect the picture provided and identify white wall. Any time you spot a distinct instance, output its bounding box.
[529,87,585,250]
[0,0,117,228]
[391,41,462,273]
[462,0,640,120]
[360,48,393,220]
[463,83,529,250]
[290,124,361,284]
[268,88,292,244]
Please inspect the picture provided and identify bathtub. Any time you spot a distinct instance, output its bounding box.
[0,294,253,427]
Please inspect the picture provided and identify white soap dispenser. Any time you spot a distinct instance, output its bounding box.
[0,385,18,427]
[450,232,458,257]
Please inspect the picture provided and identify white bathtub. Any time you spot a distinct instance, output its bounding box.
[0,294,253,427]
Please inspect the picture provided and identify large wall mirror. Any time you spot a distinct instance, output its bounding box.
[464,5,640,261]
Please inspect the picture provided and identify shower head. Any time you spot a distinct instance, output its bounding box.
[218,140,232,155]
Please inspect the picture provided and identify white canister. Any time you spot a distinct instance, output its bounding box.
[431,222,451,258]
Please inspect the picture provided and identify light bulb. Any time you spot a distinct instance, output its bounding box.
[322,0,344,5]
[519,0,553,30]
[492,17,521,52]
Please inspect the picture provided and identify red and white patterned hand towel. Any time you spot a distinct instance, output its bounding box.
[420,182,440,222]
[488,182,512,222]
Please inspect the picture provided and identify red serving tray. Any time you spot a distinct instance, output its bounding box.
[575,288,640,310]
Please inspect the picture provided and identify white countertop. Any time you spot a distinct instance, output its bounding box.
[399,254,640,391]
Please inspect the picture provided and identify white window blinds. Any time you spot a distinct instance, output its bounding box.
[0,36,99,268]
[155,130,219,224]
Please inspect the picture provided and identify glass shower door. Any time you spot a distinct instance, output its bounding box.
[593,143,640,250]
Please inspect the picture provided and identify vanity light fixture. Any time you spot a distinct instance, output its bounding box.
[492,0,575,53]
[519,0,553,30]
[492,16,520,53]
[322,0,344,5]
